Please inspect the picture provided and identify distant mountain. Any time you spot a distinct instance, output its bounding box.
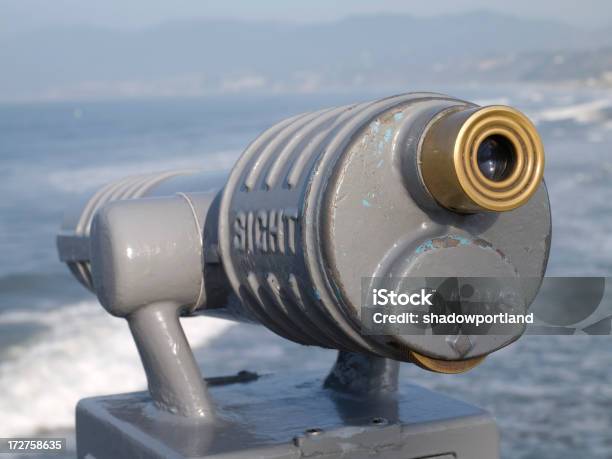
[447,46,612,85]
[1,11,611,102]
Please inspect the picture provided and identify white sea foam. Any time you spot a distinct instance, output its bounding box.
[0,302,232,436]
[533,98,612,124]
[472,97,511,107]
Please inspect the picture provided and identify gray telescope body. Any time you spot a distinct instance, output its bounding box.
[58,93,550,418]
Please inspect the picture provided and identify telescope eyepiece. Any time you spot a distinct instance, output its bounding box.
[476,134,516,182]
[419,105,544,213]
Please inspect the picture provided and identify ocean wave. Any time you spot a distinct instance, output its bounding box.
[0,301,232,436]
[0,149,241,200]
[533,98,612,125]
[45,150,241,194]
[472,96,512,107]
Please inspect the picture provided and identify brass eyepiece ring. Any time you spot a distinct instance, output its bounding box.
[409,351,486,374]
[419,105,545,213]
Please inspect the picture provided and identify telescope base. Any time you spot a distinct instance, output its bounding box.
[76,370,499,459]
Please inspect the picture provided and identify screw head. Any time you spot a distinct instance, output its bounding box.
[371,417,388,426]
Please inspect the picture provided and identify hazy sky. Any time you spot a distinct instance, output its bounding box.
[1,0,612,35]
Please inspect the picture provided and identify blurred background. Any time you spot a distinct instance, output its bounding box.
[1,1,612,458]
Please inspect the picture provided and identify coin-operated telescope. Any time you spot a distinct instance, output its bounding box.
[58,93,549,459]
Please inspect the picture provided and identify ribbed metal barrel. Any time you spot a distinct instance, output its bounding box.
[217,92,550,363]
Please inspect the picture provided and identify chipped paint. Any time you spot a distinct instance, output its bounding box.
[415,235,474,254]
[415,240,435,254]
[370,119,380,134]
[413,235,511,263]
[384,127,393,143]
[393,112,404,122]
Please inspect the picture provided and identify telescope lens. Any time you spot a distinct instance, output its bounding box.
[476,135,516,182]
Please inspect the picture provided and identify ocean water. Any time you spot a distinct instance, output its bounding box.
[1,87,612,458]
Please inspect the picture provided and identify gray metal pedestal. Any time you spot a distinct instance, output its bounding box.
[76,370,499,459]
